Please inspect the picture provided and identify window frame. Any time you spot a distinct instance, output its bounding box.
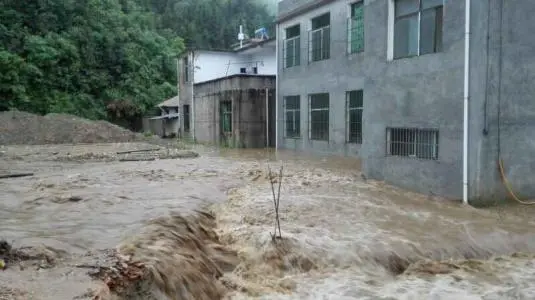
[391,0,444,60]
[308,13,331,63]
[386,127,439,160]
[284,24,301,68]
[308,93,330,141]
[347,1,365,54]
[346,90,363,144]
[284,96,301,138]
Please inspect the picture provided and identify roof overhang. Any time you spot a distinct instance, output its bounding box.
[150,113,180,120]
[277,0,337,24]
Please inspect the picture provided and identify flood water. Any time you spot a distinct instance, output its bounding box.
[1,143,535,299]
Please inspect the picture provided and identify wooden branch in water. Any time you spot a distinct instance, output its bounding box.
[268,164,284,241]
[0,173,34,179]
[275,166,283,239]
[119,158,156,162]
[116,148,160,155]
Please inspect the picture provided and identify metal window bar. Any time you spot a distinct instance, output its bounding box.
[308,26,330,63]
[393,0,443,59]
[284,96,301,138]
[283,36,301,68]
[386,127,439,160]
[309,94,329,141]
[346,90,363,144]
[347,3,365,54]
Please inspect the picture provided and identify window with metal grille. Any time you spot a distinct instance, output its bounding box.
[309,13,330,62]
[386,127,439,160]
[220,101,232,133]
[394,0,443,59]
[284,96,300,138]
[284,25,301,68]
[309,93,329,141]
[346,90,363,144]
[348,2,364,54]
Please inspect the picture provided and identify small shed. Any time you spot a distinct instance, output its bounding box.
[143,96,180,138]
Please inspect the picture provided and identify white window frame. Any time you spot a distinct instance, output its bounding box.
[346,90,364,144]
[308,93,330,141]
[387,0,443,61]
[308,12,331,63]
[284,35,300,68]
[284,96,301,138]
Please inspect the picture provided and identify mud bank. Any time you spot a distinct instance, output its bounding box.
[90,211,239,300]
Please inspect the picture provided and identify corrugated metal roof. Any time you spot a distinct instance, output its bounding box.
[157,95,179,108]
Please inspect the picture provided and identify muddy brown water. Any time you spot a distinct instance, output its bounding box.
[1,143,535,299]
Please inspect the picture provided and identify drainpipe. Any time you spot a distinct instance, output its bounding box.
[176,58,181,138]
[274,23,279,150]
[462,0,471,205]
[265,87,269,147]
[191,51,196,142]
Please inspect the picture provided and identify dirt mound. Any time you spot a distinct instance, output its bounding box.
[0,111,143,145]
[89,211,240,300]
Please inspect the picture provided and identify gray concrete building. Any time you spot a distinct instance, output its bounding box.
[276,0,535,205]
[193,75,276,148]
[179,36,277,147]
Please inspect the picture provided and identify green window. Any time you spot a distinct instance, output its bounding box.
[348,2,364,53]
[220,101,232,133]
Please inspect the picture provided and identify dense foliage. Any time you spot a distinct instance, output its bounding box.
[0,0,274,120]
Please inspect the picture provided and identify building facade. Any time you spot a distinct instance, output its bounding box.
[276,0,535,205]
[180,37,277,147]
[194,75,276,148]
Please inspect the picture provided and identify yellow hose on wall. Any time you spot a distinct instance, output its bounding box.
[498,159,535,205]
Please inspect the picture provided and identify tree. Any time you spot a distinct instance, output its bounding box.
[0,0,273,123]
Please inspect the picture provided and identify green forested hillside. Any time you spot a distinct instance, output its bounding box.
[0,0,274,121]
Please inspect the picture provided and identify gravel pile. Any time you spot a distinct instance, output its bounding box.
[0,111,145,145]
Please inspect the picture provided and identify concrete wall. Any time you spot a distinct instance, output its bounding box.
[238,40,278,75]
[276,0,466,200]
[191,48,277,84]
[252,50,277,75]
[193,75,276,148]
[276,0,535,204]
[179,53,193,139]
[192,51,251,83]
[142,117,164,137]
[468,0,535,205]
[162,118,179,137]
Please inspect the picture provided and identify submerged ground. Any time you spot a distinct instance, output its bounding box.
[1,142,535,300]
